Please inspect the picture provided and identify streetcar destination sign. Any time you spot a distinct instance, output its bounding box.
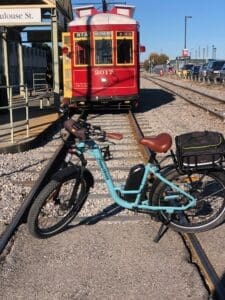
[0,8,41,25]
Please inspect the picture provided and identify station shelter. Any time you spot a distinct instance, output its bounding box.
[0,0,73,106]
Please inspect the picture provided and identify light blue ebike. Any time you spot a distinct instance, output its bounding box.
[27,114,225,239]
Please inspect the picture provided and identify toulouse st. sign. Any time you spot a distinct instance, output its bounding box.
[0,8,41,25]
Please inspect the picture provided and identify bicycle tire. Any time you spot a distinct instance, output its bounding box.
[150,168,225,233]
[27,166,90,238]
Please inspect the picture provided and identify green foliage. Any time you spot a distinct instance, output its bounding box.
[149,52,169,65]
[143,52,169,71]
[143,60,150,71]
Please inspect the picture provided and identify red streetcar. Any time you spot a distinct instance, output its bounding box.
[62,2,145,110]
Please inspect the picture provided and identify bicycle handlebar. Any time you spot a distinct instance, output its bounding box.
[59,104,88,120]
[64,117,123,141]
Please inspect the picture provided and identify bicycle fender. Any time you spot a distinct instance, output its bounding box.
[51,166,94,187]
[83,168,94,188]
[149,165,176,197]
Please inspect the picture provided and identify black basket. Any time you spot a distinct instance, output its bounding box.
[175,131,225,170]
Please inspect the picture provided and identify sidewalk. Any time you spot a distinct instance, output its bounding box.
[0,97,60,153]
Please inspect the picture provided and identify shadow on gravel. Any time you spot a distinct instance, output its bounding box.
[67,203,125,231]
[136,88,175,113]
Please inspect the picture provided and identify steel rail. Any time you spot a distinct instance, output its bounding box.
[144,76,225,121]
[149,76,225,104]
[0,135,69,255]
[128,110,225,299]
[0,112,135,255]
[183,233,225,299]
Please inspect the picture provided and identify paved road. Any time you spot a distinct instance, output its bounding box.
[0,217,207,299]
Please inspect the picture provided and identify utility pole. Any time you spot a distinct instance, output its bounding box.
[184,16,192,49]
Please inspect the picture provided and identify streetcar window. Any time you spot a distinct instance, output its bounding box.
[116,31,133,64]
[74,32,90,65]
[94,31,113,65]
[117,40,133,64]
[75,40,90,65]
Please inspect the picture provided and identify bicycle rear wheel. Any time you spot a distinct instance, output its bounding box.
[151,168,225,233]
[27,166,90,238]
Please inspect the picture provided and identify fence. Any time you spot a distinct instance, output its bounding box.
[33,73,48,94]
[0,84,29,143]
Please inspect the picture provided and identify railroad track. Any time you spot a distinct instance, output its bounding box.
[143,75,225,121]
[129,110,225,299]
[0,112,144,254]
[0,131,69,254]
[1,110,225,298]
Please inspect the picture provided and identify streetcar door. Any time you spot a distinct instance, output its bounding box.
[62,32,72,98]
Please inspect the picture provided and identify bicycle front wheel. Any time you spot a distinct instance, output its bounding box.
[27,166,90,238]
[151,168,225,233]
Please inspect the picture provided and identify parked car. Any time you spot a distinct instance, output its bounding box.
[198,63,208,81]
[181,64,194,78]
[206,60,225,83]
[219,63,225,83]
[190,65,201,78]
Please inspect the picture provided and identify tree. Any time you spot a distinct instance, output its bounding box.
[143,59,150,71]
[142,52,170,71]
[149,52,169,65]
[149,52,159,66]
[158,54,169,65]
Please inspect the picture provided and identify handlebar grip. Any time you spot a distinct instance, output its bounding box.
[106,132,123,140]
[64,118,76,133]
[64,119,87,140]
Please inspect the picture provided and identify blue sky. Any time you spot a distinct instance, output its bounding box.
[127,0,225,61]
[73,0,225,61]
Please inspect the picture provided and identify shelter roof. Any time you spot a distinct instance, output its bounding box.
[0,1,55,7]
[0,0,73,23]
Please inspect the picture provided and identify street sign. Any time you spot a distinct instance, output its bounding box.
[182,48,189,57]
[176,56,190,60]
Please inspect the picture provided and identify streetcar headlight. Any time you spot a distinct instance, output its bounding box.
[101,77,108,83]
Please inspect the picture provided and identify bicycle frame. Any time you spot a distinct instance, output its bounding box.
[76,140,197,214]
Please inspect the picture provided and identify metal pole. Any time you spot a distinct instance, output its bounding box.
[184,16,192,50]
[18,42,25,96]
[9,86,14,143]
[25,85,29,138]
[2,29,9,96]
[51,8,60,107]
[212,45,214,59]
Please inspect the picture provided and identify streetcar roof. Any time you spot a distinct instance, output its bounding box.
[69,13,137,27]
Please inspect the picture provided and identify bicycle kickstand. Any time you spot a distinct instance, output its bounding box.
[153,223,169,243]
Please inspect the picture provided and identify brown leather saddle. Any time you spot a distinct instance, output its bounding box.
[140,133,172,153]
